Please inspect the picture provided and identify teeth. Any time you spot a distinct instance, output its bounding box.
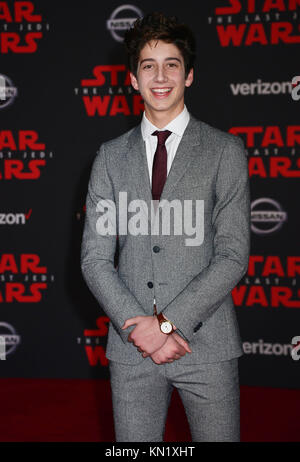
[152,88,171,93]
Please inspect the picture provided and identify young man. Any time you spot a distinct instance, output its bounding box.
[81,13,250,442]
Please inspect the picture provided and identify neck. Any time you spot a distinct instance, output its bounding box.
[145,103,184,129]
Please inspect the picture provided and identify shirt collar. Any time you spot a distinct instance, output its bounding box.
[141,105,190,141]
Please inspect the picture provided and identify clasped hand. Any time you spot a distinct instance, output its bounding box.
[122,315,191,364]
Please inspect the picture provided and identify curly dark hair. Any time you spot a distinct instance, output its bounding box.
[124,12,196,78]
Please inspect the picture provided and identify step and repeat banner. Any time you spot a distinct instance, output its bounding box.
[0,1,299,387]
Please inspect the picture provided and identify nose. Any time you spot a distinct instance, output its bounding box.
[154,65,168,83]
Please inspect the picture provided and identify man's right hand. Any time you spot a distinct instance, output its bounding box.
[144,332,192,365]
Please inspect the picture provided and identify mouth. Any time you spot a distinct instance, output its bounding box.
[151,87,173,98]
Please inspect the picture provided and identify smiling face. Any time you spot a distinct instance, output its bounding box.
[130,40,193,127]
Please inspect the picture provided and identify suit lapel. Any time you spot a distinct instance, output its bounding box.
[127,124,153,203]
[160,115,202,202]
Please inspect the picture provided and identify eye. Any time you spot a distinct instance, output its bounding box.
[143,64,153,70]
[167,62,178,68]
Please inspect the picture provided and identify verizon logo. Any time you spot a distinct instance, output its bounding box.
[0,209,32,225]
[230,79,293,96]
[243,339,293,357]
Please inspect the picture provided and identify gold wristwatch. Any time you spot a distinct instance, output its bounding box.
[156,312,175,335]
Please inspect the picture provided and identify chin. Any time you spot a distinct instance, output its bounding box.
[150,99,175,110]
[150,105,173,114]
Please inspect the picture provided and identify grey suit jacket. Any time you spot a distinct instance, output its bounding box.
[81,115,251,365]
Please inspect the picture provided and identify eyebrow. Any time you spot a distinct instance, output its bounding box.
[139,57,182,65]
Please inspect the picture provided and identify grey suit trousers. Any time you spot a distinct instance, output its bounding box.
[109,357,240,442]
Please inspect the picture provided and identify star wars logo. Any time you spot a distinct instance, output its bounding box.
[74,65,144,117]
[0,130,53,180]
[229,125,300,178]
[0,1,50,53]
[232,255,300,308]
[208,0,300,47]
[77,316,110,366]
[0,253,54,303]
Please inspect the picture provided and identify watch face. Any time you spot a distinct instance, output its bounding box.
[161,321,172,334]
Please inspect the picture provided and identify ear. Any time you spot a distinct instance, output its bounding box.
[130,72,139,91]
[185,68,194,88]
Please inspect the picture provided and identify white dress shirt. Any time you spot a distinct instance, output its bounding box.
[141,105,190,308]
[141,105,190,184]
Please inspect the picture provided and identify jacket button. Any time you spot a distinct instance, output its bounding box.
[193,322,203,333]
[147,281,153,288]
[153,246,160,253]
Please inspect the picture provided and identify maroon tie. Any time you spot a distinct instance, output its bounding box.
[151,130,172,201]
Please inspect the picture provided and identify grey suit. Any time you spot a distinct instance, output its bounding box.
[81,115,251,441]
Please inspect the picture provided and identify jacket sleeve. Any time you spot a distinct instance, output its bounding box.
[162,136,251,342]
[80,143,147,344]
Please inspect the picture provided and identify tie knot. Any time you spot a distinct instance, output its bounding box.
[152,130,172,146]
